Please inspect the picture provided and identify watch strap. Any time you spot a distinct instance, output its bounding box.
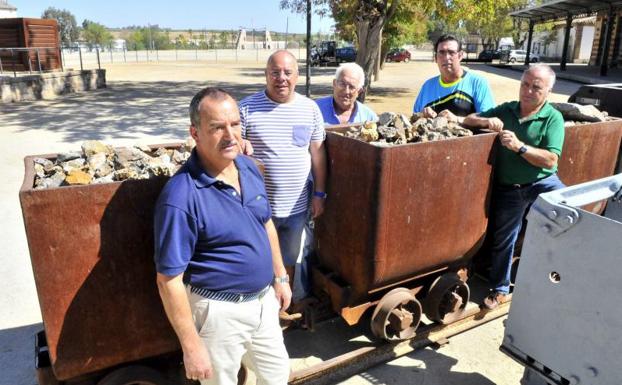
[313,191,327,199]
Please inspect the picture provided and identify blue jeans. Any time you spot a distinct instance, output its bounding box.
[273,210,310,299]
[489,174,565,294]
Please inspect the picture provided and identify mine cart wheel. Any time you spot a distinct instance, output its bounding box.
[97,365,168,385]
[370,288,422,341]
[424,273,470,324]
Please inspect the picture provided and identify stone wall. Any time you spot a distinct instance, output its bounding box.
[0,69,106,103]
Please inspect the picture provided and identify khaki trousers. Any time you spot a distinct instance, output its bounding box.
[187,286,290,385]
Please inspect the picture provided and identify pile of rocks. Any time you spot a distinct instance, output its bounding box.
[343,112,473,146]
[551,102,611,126]
[33,139,195,189]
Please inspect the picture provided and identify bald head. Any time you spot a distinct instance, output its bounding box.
[267,50,298,72]
[265,50,299,103]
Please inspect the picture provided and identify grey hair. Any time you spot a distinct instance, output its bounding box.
[189,87,234,127]
[523,63,556,90]
[335,62,365,89]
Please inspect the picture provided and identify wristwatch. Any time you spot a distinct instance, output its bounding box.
[274,274,290,284]
[518,145,528,155]
[313,191,328,199]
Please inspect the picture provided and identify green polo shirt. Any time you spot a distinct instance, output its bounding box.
[480,101,564,185]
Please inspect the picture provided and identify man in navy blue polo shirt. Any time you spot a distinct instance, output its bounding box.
[154,87,291,385]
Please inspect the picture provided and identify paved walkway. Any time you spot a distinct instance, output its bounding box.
[498,62,622,84]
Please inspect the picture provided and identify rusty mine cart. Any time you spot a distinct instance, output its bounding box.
[19,118,622,384]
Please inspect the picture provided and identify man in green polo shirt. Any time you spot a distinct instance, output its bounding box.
[464,64,565,310]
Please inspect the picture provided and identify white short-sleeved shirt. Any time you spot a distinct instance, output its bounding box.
[239,91,325,218]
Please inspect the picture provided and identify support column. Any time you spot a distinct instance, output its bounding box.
[601,5,615,76]
[560,14,572,71]
[525,20,535,66]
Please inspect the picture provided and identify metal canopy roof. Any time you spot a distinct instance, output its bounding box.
[510,0,622,22]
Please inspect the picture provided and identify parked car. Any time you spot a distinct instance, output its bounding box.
[386,48,411,62]
[335,47,357,63]
[310,46,321,66]
[508,49,540,63]
[477,49,502,62]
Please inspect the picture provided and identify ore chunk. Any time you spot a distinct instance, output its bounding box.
[65,170,93,185]
[82,140,112,156]
[552,102,607,122]
[56,151,82,163]
[378,112,397,126]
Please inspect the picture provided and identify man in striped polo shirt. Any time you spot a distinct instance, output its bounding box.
[239,50,327,302]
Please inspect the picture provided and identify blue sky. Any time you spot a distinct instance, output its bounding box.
[13,1,335,33]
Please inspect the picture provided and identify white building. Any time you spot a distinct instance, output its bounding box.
[112,39,126,51]
[0,0,17,18]
[527,16,595,63]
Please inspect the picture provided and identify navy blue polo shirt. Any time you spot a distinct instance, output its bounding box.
[154,151,274,294]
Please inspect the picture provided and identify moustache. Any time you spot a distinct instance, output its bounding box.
[220,140,238,149]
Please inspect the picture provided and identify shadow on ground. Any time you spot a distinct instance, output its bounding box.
[0,323,42,385]
[0,80,265,143]
[348,347,497,385]
[0,78,408,145]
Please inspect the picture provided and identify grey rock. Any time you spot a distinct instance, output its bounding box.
[153,147,169,157]
[172,149,189,164]
[56,151,82,162]
[378,112,397,126]
[35,170,65,189]
[82,140,112,156]
[431,116,448,131]
[183,137,196,152]
[378,125,398,141]
[134,144,152,153]
[87,152,108,175]
[114,147,149,169]
[398,114,412,129]
[552,102,607,122]
[34,163,45,178]
[61,158,86,174]
[34,157,55,173]
[92,174,115,184]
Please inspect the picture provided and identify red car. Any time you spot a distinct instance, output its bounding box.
[386,48,411,62]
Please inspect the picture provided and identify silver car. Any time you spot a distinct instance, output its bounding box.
[509,49,540,63]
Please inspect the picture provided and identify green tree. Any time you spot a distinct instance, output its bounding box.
[126,30,146,50]
[219,31,230,49]
[41,7,79,45]
[282,0,401,100]
[82,20,113,49]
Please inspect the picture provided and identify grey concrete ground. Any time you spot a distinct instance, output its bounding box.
[0,58,582,385]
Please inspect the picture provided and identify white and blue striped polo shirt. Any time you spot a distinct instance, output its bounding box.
[239,91,325,218]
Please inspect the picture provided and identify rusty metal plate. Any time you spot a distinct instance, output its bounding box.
[19,153,180,380]
[558,119,622,213]
[315,132,497,305]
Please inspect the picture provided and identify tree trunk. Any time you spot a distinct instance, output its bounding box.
[379,42,389,70]
[374,31,382,82]
[355,18,384,102]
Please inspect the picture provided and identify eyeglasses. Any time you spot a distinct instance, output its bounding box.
[520,81,547,93]
[336,80,360,91]
[436,49,459,57]
[269,70,296,79]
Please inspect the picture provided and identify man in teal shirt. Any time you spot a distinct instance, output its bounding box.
[464,64,565,310]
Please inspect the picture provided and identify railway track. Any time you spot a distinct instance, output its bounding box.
[286,298,511,385]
